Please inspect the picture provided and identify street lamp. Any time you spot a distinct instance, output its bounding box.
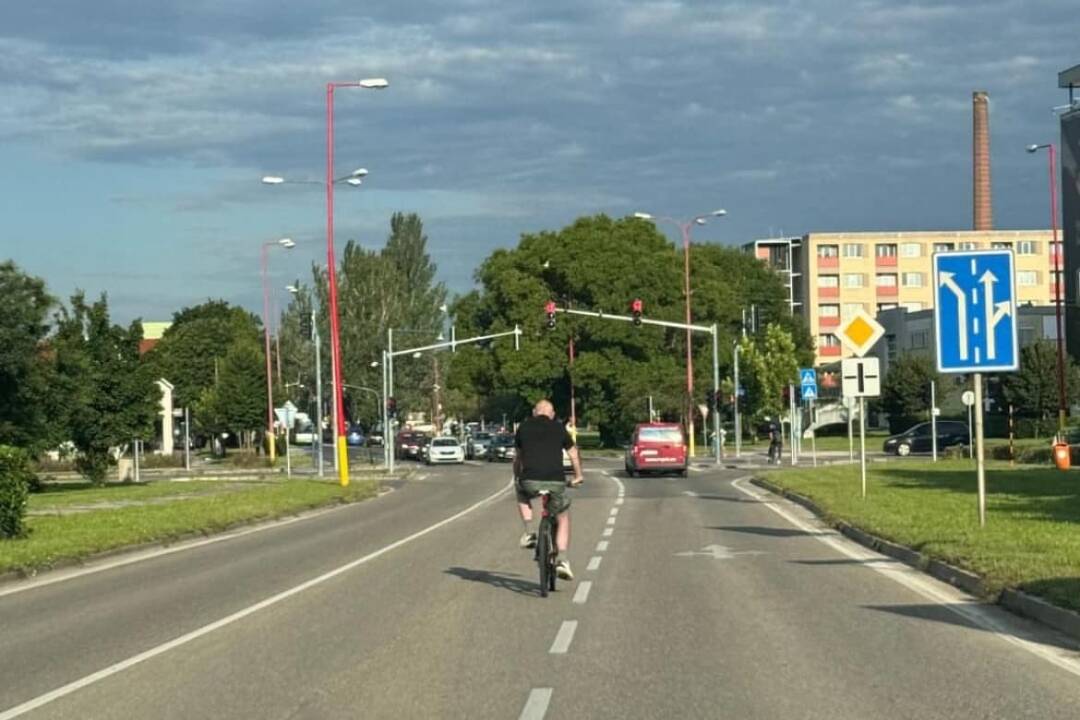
[261,237,296,463]
[1026,143,1067,435]
[632,208,728,457]
[325,78,389,487]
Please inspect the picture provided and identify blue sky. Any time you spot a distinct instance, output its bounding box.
[0,1,1075,323]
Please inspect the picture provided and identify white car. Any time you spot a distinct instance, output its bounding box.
[426,437,465,465]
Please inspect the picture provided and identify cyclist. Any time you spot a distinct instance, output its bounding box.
[767,420,782,464]
[513,399,583,580]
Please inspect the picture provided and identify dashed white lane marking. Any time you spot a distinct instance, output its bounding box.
[0,482,514,720]
[573,581,593,604]
[596,541,609,552]
[519,688,553,720]
[609,508,619,516]
[587,556,602,571]
[606,517,616,525]
[603,528,614,537]
[731,477,1080,680]
[549,620,578,654]
[615,497,624,505]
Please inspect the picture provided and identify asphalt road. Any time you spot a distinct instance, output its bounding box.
[2,458,1079,718]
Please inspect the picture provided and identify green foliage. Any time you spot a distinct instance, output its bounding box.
[449,214,810,443]
[880,354,939,433]
[0,445,34,538]
[50,293,159,484]
[195,338,268,442]
[739,323,800,423]
[0,262,56,451]
[995,341,1080,435]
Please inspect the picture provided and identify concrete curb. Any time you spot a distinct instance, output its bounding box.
[750,477,1080,643]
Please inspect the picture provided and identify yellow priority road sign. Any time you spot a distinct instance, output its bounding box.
[835,309,885,358]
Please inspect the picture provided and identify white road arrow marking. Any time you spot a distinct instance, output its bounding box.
[940,271,968,360]
[980,270,1008,359]
[674,544,766,560]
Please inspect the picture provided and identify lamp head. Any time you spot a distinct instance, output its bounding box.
[633,212,653,220]
[262,176,285,185]
[359,78,390,89]
[279,238,296,249]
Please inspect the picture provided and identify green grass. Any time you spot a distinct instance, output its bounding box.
[28,480,248,510]
[1,478,380,575]
[759,461,1080,612]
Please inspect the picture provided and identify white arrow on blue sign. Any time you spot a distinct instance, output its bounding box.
[933,249,1019,373]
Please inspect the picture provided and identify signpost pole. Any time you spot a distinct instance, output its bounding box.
[974,373,986,527]
[968,403,973,459]
[847,398,854,463]
[931,380,938,462]
[810,399,817,467]
[733,344,741,459]
[859,397,867,499]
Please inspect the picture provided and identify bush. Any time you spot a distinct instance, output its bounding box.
[0,446,35,539]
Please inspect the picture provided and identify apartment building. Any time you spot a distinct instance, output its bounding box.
[743,237,803,315]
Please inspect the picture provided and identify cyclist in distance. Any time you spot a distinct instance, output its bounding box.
[513,399,583,580]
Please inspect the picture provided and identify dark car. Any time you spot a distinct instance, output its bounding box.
[487,434,516,462]
[396,431,429,460]
[883,421,969,456]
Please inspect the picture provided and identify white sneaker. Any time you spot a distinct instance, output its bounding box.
[519,532,537,549]
[556,560,574,581]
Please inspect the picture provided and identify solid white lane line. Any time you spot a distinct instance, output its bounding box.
[519,688,553,720]
[731,477,1080,679]
[587,556,602,571]
[615,497,624,505]
[573,581,593,604]
[0,482,514,720]
[603,528,614,537]
[596,541,609,552]
[549,621,578,654]
[609,508,619,516]
[606,517,616,525]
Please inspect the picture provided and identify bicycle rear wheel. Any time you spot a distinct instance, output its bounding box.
[537,520,550,597]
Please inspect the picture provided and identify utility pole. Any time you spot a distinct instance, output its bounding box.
[313,310,324,478]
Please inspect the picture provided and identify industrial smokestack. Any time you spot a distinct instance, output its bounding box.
[973,90,993,230]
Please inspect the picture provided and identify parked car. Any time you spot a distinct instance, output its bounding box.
[883,421,969,456]
[346,425,366,447]
[396,431,428,460]
[467,431,494,460]
[625,423,687,477]
[427,437,465,465]
[417,435,433,462]
[487,434,516,462]
[293,420,317,445]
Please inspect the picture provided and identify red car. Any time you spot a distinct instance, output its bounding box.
[625,423,688,477]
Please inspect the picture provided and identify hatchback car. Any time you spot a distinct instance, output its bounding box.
[468,431,494,460]
[487,434,517,462]
[625,423,687,477]
[346,425,365,446]
[883,421,969,456]
[427,437,465,464]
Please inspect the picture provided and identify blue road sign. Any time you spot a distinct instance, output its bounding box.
[933,250,1019,373]
[799,368,817,401]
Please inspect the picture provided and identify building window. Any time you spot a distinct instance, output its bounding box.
[1020,325,1037,345]
[842,243,864,258]
[960,241,979,250]
[911,331,929,349]
[900,243,922,257]
[877,303,898,312]
[818,244,839,258]
[933,242,955,253]
[875,273,898,287]
[886,334,898,360]
[1017,240,1037,255]
[1017,270,1038,287]
[991,241,1012,249]
[819,304,840,317]
[843,273,865,288]
[902,272,923,287]
[843,303,865,318]
[903,302,924,312]
[875,244,898,257]
[818,334,841,348]
[818,274,839,288]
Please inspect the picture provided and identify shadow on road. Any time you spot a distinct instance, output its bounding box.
[691,494,762,503]
[444,567,539,596]
[863,603,1080,652]
[707,525,826,538]
[791,558,895,566]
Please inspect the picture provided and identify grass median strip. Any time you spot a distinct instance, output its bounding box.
[759,460,1080,613]
[1,478,380,576]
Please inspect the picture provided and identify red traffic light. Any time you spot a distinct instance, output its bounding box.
[545,300,557,314]
[631,298,643,313]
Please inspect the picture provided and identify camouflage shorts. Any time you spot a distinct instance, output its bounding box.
[515,478,571,515]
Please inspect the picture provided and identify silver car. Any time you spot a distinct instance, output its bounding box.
[467,431,494,459]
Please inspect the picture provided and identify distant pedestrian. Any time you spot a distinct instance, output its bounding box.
[768,422,782,464]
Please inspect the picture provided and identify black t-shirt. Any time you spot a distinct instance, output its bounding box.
[515,416,574,481]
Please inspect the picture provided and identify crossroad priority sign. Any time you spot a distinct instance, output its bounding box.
[933,249,1019,373]
[835,309,885,357]
[841,357,880,398]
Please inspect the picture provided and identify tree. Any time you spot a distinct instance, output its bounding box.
[195,338,268,452]
[0,262,56,451]
[880,354,939,433]
[996,341,1080,437]
[51,293,159,483]
[738,324,800,426]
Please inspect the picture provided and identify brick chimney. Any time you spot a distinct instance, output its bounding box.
[973,90,993,230]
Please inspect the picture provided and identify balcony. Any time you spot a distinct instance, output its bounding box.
[875,255,897,267]
[876,285,899,297]
[819,315,841,328]
[818,286,839,299]
[818,256,839,269]
[819,345,842,358]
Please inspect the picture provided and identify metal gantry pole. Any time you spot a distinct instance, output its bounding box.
[859,397,867,498]
[388,328,395,475]
[733,343,741,459]
[382,350,390,470]
[974,373,987,526]
[711,325,721,464]
[314,312,324,478]
[184,407,191,472]
[931,380,938,462]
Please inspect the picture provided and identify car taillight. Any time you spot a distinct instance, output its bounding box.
[632,445,639,455]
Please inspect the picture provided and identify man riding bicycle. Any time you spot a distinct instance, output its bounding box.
[513,399,583,580]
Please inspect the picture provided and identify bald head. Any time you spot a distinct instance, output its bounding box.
[533,399,555,418]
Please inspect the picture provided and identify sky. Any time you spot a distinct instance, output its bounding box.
[0,0,1076,324]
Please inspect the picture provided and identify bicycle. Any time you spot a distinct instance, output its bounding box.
[535,490,558,597]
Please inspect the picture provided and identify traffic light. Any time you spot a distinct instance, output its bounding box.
[631,298,643,326]
[545,300,557,329]
[387,397,397,418]
[300,313,313,341]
